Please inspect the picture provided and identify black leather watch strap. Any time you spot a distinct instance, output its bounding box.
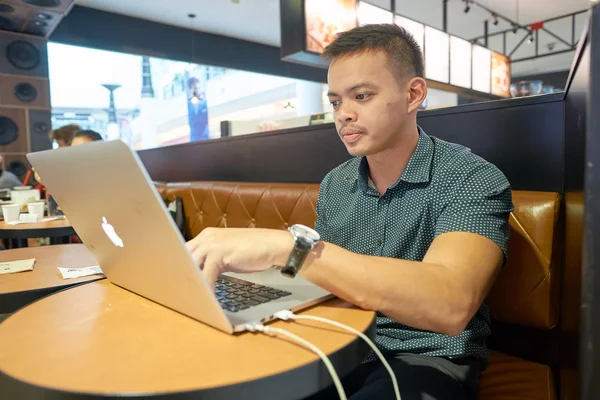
[280,236,313,278]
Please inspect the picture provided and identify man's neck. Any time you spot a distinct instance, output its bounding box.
[367,126,420,195]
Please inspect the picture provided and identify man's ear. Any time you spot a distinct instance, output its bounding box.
[407,77,427,113]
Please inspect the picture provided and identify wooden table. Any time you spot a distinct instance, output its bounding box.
[0,218,76,248]
[0,280,375,400]
[0,244,102,313]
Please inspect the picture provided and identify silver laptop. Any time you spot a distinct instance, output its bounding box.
[27,140,332,333]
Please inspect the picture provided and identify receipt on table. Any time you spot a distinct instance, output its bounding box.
[0,258,35,275]
[58,265,103,279]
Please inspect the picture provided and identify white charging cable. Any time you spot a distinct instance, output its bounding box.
[245,323,347,400]
[274,310,401,400]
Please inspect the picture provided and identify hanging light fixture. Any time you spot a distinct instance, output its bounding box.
[188,13,201,105]
[463,0,470,13]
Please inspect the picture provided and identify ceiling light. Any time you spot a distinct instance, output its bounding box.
[527,34,534,44]
[492,15,499,26]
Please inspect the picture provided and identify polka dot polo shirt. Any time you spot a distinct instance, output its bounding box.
[314,127,514,365]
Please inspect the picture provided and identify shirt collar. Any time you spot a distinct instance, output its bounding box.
[354,126,435,192]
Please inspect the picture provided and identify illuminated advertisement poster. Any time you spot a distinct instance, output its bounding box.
[450,36,472,88]
[472,45,492,93]
[425,26,450,83]
[357,2,392,26]
[491,52,511,97]
[305,0,357,53]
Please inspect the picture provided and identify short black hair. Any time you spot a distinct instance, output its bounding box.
[71,129,103,143]
[322,23,425,81]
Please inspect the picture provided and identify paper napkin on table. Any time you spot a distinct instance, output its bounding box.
[6,215,66,225]
[57,266,103,279]
[0,258,35,275]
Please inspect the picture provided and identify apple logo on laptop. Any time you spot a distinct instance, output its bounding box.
[102,217,124,247]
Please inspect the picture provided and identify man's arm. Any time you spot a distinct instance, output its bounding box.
[286,231,503,336]
[299,161,512,336]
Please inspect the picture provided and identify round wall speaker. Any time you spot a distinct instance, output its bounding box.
[24,0,60,7]
[33,121,50,135]
[0,4,15,13]
[8,161,27,177]
[6,41,41,71]
[0,117,18,145]
[14,83,38,103]
[0,15,12,30]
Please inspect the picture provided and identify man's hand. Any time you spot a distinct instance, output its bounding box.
[186,227,291,288]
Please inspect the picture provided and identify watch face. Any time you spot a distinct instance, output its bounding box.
[291,224,320,241]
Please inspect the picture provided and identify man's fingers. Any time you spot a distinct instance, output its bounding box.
[201,256,221,290]
[191,244,207,268]
[185,240,197,253]
[186,235,202,253]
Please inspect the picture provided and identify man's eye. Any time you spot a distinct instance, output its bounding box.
[356,94,371,100]
[330,100,340,107]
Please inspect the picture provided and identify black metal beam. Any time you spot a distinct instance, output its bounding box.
[542,26,575,48]
[572,13,577,45]
[511,48,576,63]
[508,33,530,58]
[469,0,533,36]
[484,19,488,47]
[443,0,448,32]
[471,9,587,41]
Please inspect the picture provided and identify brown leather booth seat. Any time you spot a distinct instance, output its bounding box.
[156,182,561,400]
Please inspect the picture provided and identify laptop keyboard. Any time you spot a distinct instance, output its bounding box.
[215,276,292,313]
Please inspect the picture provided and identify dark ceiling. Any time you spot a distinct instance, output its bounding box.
[0,0,75,38]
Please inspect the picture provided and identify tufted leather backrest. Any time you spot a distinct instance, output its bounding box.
[158,182,561,331]
[158,182,319,237]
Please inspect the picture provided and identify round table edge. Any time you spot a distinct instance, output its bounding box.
[0,297,376,400]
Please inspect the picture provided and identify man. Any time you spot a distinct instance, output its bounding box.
[49,124,81,148]
[186,24,513,399]
[0,155,22,189]
[70,129,103,146]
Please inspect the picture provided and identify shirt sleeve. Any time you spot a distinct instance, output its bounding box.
[434,162,514,261]
[314,172,332,243]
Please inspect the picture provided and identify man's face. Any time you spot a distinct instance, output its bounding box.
[327,50,421,157]
[191,81,201,94]
[70,136,93,147]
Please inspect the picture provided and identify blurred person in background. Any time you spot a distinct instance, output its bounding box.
[70,130,103,146]
[0,155,22,189]
[49,124,82,148]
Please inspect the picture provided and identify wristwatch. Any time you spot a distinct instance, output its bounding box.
[279,224,321,278]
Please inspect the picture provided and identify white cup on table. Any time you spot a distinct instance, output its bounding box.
[2,204,21,223]
[27,202,45,220]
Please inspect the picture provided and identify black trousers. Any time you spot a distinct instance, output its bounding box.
[305,353,481,400]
